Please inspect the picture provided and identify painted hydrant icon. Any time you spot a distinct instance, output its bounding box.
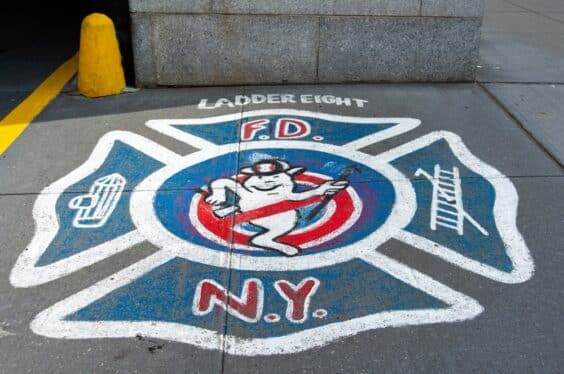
[68,173,126,228]
[204,159,348,256]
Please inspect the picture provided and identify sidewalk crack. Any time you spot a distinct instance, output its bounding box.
[478,82,564,169]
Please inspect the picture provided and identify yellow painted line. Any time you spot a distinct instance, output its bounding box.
[0,53,78,155]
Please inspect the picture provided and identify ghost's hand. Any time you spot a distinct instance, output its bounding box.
[205,190,227,206]
[318,180,348,196]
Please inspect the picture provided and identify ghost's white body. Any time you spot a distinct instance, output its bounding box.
[205,171,347,256]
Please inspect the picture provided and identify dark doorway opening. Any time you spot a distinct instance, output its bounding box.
[1,0,134,88]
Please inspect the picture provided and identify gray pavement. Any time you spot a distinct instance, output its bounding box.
[479,0,564,168]
[0,0,563,372]
[484,83,564,165]
[0,83,563,373]
[479,0,564,83]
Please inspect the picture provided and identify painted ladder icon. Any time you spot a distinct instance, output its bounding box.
[415,164,488,236]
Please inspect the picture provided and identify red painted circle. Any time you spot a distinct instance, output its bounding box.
[194,173,356,251]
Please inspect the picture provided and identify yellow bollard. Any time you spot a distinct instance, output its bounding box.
[78,13,125,98]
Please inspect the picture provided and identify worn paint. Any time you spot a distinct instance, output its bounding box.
[10,110,533,355]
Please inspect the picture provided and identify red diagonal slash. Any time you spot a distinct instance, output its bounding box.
[230,196,324,225]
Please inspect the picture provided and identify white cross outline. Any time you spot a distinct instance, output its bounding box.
[9,111,533,356]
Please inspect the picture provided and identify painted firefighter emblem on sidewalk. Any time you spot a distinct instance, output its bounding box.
[10,110,534,355]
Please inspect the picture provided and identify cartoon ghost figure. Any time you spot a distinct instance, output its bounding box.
[204,159,348,256]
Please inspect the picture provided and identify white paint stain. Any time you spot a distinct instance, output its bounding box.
[197,94,368,110]
[0,326,14,338]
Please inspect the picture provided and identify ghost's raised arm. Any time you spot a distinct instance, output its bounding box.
[205,178,243,205]
[288,180,348,201]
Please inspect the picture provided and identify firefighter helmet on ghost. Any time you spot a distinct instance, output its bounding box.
[240,159,304,176]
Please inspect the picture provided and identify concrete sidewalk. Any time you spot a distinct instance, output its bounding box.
[478,0,564,165]
[0,83,562,373]
[0,0,563,373]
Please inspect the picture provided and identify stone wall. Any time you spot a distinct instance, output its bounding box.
[130,0,484,86]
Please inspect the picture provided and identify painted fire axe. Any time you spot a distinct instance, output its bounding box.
[306,165,361,221]
[195,188,240,218]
